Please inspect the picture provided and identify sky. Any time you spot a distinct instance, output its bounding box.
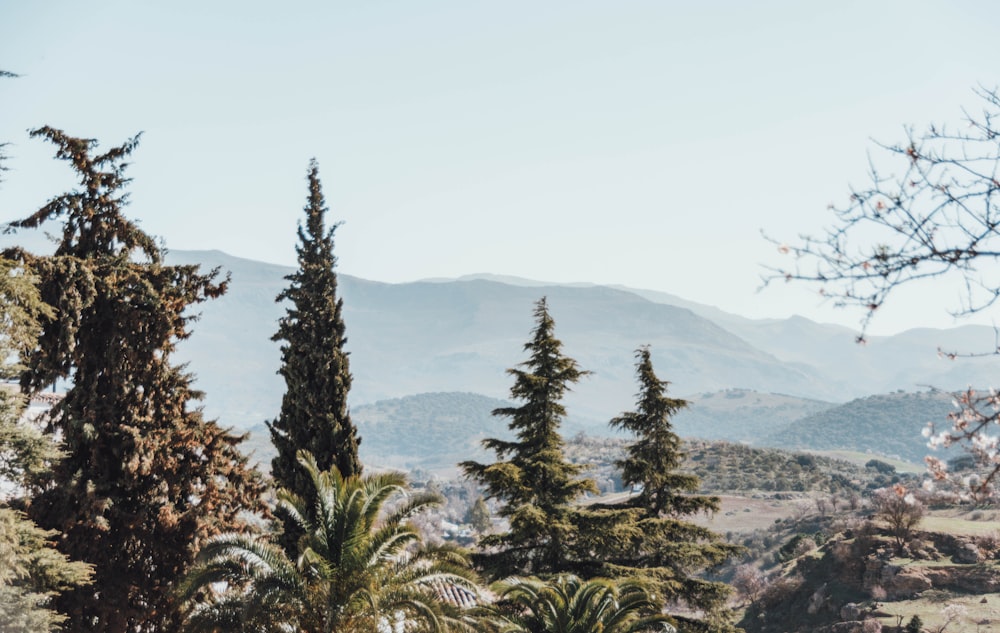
[2,1,1000,335]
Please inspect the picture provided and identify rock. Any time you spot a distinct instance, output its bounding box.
[840,603,862,621]
[885,566,932,598]
[955,543,983,564]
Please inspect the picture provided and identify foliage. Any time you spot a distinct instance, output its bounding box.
[180,451,478,633]
[762,390,956,466]
[466,495,492,534]
[474,574,676,633]
[6,128,265,632]
[268,159,361,500]
[461,297,599,579]
[567,434,874,494]
[0,257,92,632]
[598,348,743,630]
[0,508,93,633]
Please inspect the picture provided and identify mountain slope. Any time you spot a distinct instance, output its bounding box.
[759,390,960,463]
[163,250,839,429]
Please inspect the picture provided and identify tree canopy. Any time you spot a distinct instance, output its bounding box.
[601,348,742,631]
[6,127,264,632]
[268,159,361,497]
[461,297,598,579]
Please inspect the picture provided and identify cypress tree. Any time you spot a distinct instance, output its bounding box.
[605,347,743,632]
[461,297,598,579]
[267,160,361,502]
[7,127,264,633]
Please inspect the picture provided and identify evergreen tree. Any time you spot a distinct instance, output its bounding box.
[268,160,361,502]
[461,297,598,579]
[605,347,742,632]
[7,127,265,633]
[0,256,93,633]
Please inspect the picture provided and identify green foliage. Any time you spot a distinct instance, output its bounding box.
[599,348,743,630]
[866,459,897,475]
[474,574,676,633]
[0,508,93,633]
[905,614,923,633]
[467,495,492,533]
[461,297,599,579]
[8,128,264,632]
[763,391,956,463]
[181,451,477,633]
[268,160,361,501]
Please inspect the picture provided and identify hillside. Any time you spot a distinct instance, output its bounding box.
[673,388,834,441]
[162,250,839,430]
[760,390,959,463]
[244,391,603,473]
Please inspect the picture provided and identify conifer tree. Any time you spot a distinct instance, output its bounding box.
[605,347,742,632]
[7,127,265,633]
[461,297,598,579]
[0,250,93,633]
[268,160,361,503]
[0,75,93,632]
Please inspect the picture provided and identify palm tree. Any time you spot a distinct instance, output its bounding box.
[475,574,676,633]
[179,451,479,633]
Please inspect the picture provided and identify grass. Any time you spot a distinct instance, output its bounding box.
[872,591,1000,632]
[922,513,1000,537]
[810,449,924,473]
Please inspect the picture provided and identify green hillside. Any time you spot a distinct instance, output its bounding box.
[760,390,959,463]
[243,391,603,473]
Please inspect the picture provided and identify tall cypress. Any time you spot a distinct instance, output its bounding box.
[8,127,264,633]
[268,160,361,501]
[461,297,598,579]
[606,347,743,632]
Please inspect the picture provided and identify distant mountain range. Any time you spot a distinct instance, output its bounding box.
[154,250,1000,436]
[1,233,992,464]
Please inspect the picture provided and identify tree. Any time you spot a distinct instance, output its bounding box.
[764,87,1000,491]
[764,86,1000,336]
[0,72,93,632]
[601,348,742,631]
[461,297,598,579]
[180,451,478,633]
[6,127,265,632]
[0,256,93,633]
[872,486,924,552]
[466,495,492,534]
[268,159,361,497]
[474,574,676,633]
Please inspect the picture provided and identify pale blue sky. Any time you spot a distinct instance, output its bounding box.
[2,1,999,334]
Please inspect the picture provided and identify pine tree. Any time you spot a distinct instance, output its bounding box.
[606,347,743,632]
[461,297,598,579]
[268,160,361,503]
[7,127,265,633]
[0,254,93,633]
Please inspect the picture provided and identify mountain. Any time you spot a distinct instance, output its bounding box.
[673,389,835,442]
[4,240,996,441]
[758,390,960,463]
[162,250,841,430]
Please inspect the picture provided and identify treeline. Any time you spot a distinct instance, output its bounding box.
[1,126,741,632]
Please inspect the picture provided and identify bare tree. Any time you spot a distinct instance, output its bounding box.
[731,564,769,607]
[764,86,1000,490]
[764,86,1000,338]
[872,486,925,552]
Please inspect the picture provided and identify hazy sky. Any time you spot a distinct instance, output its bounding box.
[2,1,999,334]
